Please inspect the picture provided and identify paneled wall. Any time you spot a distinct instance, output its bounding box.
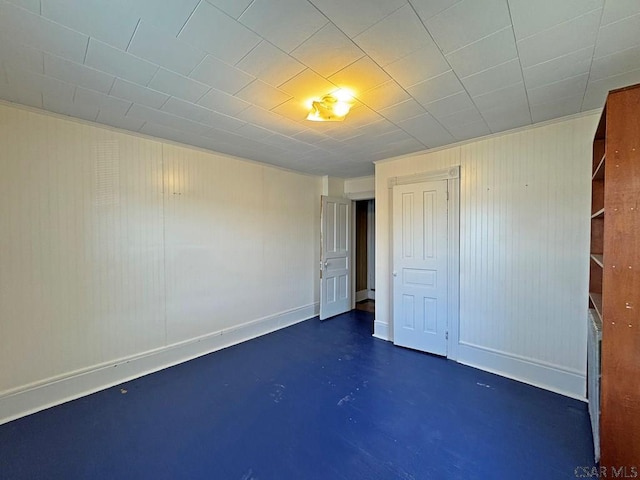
[375,113,599,399]
[0,102,321,422]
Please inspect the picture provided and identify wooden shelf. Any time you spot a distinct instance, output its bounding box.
[590,254,604,268]
[592,83,640,470]
[592,155,605,180]
[589,292,603,322]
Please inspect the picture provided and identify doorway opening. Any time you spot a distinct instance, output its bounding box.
[354,199,375,316]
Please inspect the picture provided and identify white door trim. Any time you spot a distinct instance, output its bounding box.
[388,166,460,360]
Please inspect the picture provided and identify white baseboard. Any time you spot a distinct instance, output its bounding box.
[366,328,585,400]
[373,320,390,341]
[0,303,319,425]
[355,290,368,302]
[457,342,586,401]
[367,290,375,300]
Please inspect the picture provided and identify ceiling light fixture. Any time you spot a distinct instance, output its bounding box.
[306,90,354,122]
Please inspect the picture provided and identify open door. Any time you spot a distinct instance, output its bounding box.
[320,196,351,320]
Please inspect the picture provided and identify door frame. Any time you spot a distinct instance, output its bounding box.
[346,191,375,311]
[388,166,460,360]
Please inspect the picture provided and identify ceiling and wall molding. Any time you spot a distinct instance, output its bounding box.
[1,0,639,178]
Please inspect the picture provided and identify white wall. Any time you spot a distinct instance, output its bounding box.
[344,175,375,200]
[0,102,322,423]
[375,113,599,399]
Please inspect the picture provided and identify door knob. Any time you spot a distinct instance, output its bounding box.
[324,261,329,268]
[393,271,397,277]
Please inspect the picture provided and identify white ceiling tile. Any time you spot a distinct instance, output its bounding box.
[426,0,512,54]
[127,21,206,76]
[354,5,432,66]
[341,104,382,128]
[424,90,475,117]
[582,68,640,110]
[357,80,410,111]
[43,92,99,122]
[407,70,463,106]
[235,41,305,88]
[239,0,327,53]
[73,87,132,117]
[44,54,114,93]
[410,0,462,22]
[235,79,292,110]
[590,45,640,81]
[236,105,286,129]
[190,55,254,94]
[321,124,363,142]
[356,119,400,136]
[291,24,364,77]
[379,98,426,123]
[446,119,491,141]
[0,1,88,63]
[6,0,39,13]
[147,68,210,103]
[161,97,215,122]
[197,88,251,116]
[446,27,517,78]
[530,94,583,123]
[0,82,43,109]
[397,112,455,148]
[109,0,200,36]
[292,129,329,143]
[434,106,484,130]
[85,39,159,86]
[5,68,74,103]
[41,0,138,51]
[267,116,307,136]
[481,104,531,132]
[96,110,146,131]
[473,82,528,112]
[527,73,589,105]
[236,123,275,140]
[280,68,337,100]
[178,1,261,64]
[329,57,391,94]
[202,0,253,19]
[522,46,592,89]
[200,111,247,132]
[110,78,169,109]
[600,0,640,27]
[593,13,640,58]
[309,0,405,37]
[460,59,523,97]
[0,34,44,73]
[383,44,451,89]
[127,104,211,136]
[509,0,603,40]
[270,97,309,121]
[517,9,601,68]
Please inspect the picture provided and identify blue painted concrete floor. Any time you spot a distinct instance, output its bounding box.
[0,310,595,479]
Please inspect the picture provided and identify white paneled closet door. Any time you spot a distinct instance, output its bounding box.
[393,180,448,355]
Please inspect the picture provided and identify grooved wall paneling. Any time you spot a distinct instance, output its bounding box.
[375,114,598,397]
[0,102,321,399]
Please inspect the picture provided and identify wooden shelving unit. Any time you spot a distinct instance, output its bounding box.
[588,83,640,469]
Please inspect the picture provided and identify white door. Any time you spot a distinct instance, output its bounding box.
[320,196,351,320]
[393,180,448,355]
